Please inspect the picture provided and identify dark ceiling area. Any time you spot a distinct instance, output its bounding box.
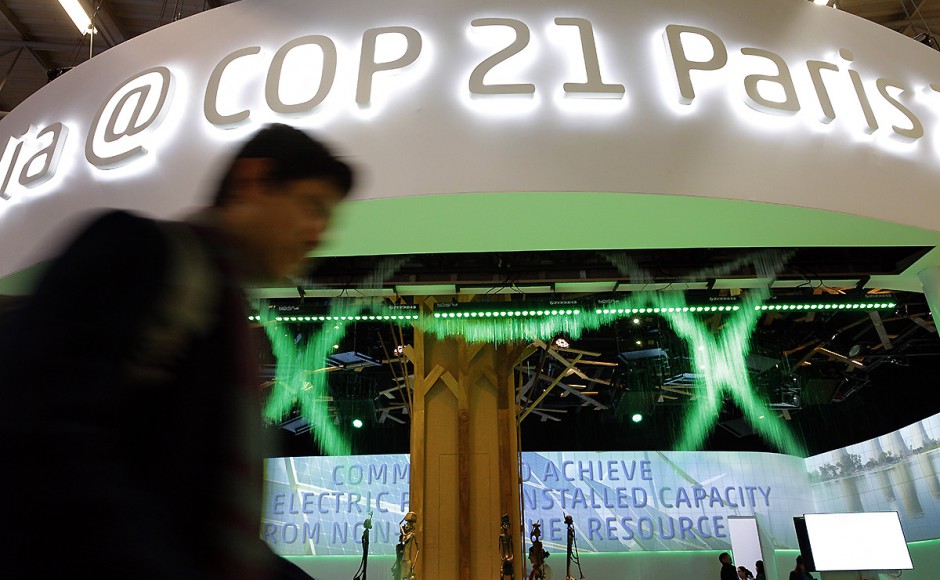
[302,246,930,288]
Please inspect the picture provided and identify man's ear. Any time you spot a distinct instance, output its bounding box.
[227,158,271,202]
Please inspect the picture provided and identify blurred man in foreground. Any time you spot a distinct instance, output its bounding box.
[0,124,354,579]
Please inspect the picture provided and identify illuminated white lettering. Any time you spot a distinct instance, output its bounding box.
[663,24,728,105]
[741,47,799,115]
[266,35,337,115]
[554,17,624,98]
[841,49,878,134]
[0,136,25,200]
[86,66,174,169]
[357,26,423,106]
[4,15,939,201]
[0,122,69,199]
[105,86,152,141]
[19,123,68,188]
[469,18,536,96]
[807,59,839,123]
[876,78,923,141]
[204,46,261,127]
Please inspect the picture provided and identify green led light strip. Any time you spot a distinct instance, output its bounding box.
[250,314,419,322]
[250,301,894,322]
[598,306,739,314]
[433,308,580,318]
[756,301,896,311]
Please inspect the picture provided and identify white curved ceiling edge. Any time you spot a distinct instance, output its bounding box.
[0,0,939,282]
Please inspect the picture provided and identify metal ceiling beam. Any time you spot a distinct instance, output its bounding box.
[0,47,23,94]
[0,1,54,71]
[0,39,106,55]
[898,0,931,36]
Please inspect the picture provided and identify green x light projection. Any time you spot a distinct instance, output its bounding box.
[259,278,895,457]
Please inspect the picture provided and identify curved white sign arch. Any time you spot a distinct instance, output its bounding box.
[1,0,940,280]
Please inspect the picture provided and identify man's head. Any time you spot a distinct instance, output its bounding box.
[795,555,805,570]
[212,124,354,280]
[719,552,732,565]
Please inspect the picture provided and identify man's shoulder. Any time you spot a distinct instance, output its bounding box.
[82,208,165,238]
[61,209,169,257]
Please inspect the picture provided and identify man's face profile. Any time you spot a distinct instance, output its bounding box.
[227,157,344,281]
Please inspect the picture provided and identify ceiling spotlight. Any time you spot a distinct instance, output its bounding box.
[352,418,363,429]
[632,318,641,324]
[631,413,643,423]
[58,0,95,35]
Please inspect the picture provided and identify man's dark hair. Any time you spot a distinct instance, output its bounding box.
[796,555,804,565]
[719,552,730,563]
[212,123,354,207]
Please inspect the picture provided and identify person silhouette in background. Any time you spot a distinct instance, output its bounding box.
[755,559,766,580]
[789,555,817,580]
[719,552,737,580]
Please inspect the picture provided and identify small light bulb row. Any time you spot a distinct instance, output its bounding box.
[433,309,581,319]
[755,302,895,311]
[597,306,740,314]
[248,314,419,322]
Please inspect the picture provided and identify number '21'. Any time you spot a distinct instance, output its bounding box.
[469,17,625,98]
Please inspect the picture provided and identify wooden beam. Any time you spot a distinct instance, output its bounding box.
[868,311,894,350]
[912,316,937,333]
[518,354,583,422]
[536,372,608,409]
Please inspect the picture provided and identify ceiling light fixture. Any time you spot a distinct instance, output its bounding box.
[58,0,95,35]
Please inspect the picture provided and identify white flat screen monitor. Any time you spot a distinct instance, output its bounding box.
[803,512,913,571]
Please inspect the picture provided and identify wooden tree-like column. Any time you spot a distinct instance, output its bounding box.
[404,298,527,580]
